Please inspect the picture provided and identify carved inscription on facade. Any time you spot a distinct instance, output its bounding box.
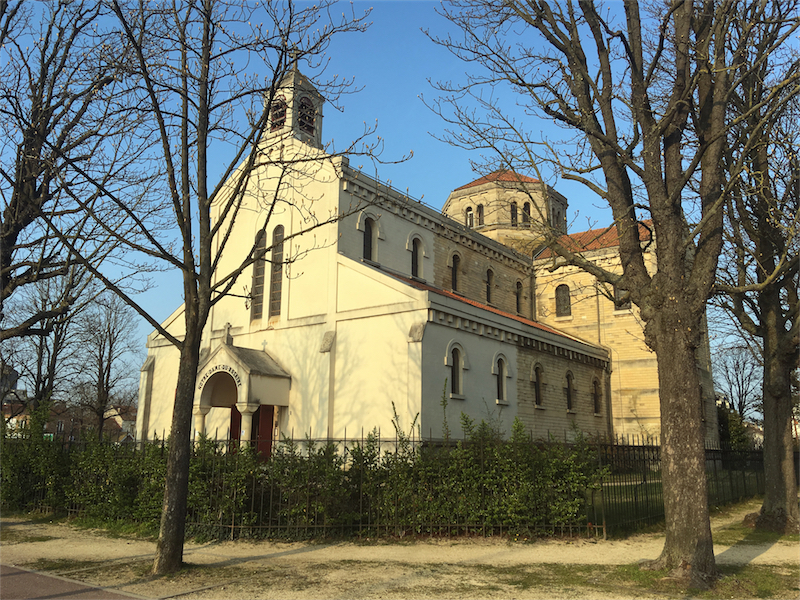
[197,364,243,389]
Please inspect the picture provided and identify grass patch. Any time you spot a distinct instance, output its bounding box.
[22,558,101,573]
[700,565,800,599]
[71,516,159,540]
[713,522,800,546]
[0,528,55,544]
[461,562,800,599]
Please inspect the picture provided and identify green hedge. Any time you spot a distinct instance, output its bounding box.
[1,417,606,539]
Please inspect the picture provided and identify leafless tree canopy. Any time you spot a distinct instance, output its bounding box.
[428,0,799,585]
[712,346,762,421]
[0,1,149,342]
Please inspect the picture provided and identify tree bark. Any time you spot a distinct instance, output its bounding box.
[756,287,800,533]
[642,303,716,586]
[152,310,203,574]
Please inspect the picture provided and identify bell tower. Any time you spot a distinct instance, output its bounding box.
[266,60,324,149]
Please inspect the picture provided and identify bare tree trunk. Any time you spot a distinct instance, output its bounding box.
[645,307,716,585]
[757,288,800,533]
[152,315,202,574]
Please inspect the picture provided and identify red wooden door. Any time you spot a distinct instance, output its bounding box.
[252,405,274,459]
[230,406,242,442]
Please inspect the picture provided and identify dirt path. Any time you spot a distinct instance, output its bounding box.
[1,502,798,599]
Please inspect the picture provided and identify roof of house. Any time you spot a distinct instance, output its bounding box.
[453,170,540,192]
[537,220,652,259]
[388,272,593,348]
[228,345,291,379]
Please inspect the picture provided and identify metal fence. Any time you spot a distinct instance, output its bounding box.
[3,433,793,540]
[594,441,780,535]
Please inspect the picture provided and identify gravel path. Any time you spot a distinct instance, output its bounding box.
[1,502,797,599]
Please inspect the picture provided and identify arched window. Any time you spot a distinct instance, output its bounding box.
[411,237,421,278]
[451,255,460,291]
[363,218,375,261]
[446,341,469,398]
[269,225,284,318]
[270,98,286,131]
[533,364,543,406]
[510,202,518,227]
[555,284,571,317]
[522,202,531,224]
[593,379,601,414]
[465,207,474,228]
[516,281,523,314]
[496,357,506,402]
[250,232,266,320]
[298,97,315,135]
[614,285,632,310]
[451,347,461,395]
[486,269,494,304]
[476,204,484,226]
[565,372,575,411]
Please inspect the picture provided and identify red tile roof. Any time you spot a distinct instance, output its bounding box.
[537,220,652,259]
[389,273,589,345]
[454,170,540,192]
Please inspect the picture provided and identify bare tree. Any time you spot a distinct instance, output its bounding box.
[712,3,800,532]
[35,0,389,575]
[0,276,86,429]
[428,0,799,586]
[712,345,762,422]
[0,1,145,342]
[70,293,140,441]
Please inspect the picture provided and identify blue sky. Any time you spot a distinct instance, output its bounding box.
[322,1,609,216]
[135,1,612,345]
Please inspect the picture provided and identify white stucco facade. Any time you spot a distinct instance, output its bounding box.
[136,70,715,447]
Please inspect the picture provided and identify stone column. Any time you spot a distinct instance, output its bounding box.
[193,405,210,439]
[238,403,257,444]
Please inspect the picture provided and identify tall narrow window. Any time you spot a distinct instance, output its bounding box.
[522,202,531,224]
[486,269,494,304]
[565,372,574,411]
[451,347,461,395]
[250,233,266,320]
[363,218,374,261]
[269,225,284,318]
[555,284,571,317]
[270,98,286,131]
[451,255,460,291]
[298,97,315,135]
[411,238,421,278]
[516,281,523,313]
[593,379,601,414]
[510,202,518,227]
[496,357,506,402]
[534,365,543,406]
[476,204,484,226]
[465,207,474,228]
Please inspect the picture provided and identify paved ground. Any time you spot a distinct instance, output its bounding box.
[0,564,150,599]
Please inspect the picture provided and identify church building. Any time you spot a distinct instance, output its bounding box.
[136,69,718,449]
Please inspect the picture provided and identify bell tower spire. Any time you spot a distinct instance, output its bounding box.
[266,53,324,149]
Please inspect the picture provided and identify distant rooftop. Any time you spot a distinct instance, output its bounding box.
[537,221,652,259]
[453,170,540,192]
